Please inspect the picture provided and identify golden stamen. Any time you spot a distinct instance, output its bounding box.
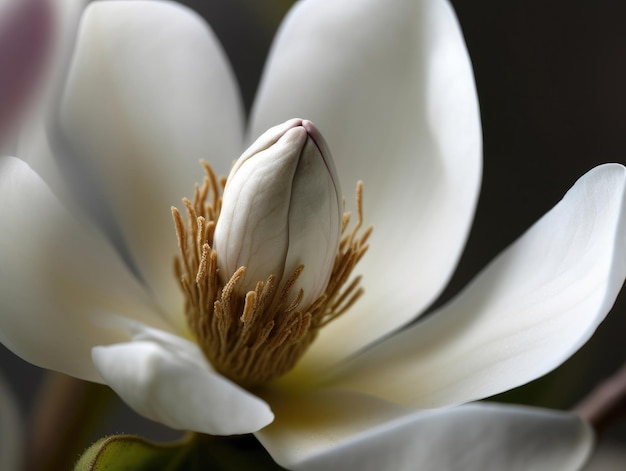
[172,161,371,388]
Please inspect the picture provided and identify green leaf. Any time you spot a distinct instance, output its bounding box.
[75,433,287,471]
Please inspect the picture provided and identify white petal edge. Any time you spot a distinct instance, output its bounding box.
[60,0,245,327]
[250,0,482,371]
[92,324,274,435]
[258,392,592,471]
[324,164,626,407]
[0,369,23,471]
[0,156,170,382]
[16,0,89,201]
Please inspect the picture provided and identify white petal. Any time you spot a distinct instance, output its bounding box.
[0,157,168,382]
[250,0,481,369]
[92,325,274,435]
[258,393,592,471]
[326,164,626,407]
[0,369,23,471]
[60,0,245,325]
[16,0,88,194]
[257,389,410,466]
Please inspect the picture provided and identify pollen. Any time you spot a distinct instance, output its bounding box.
[172,161,371,388]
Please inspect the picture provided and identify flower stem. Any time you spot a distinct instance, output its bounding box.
[574,362,626,437]
[24,372,114,471]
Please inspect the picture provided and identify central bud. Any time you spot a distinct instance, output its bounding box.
[214,118,343,310]
[172,119,370,387]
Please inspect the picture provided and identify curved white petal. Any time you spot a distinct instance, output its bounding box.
[326,164,626,407]
[258,393,592,471]
[0,369,23,471]
[0,157,168,382]
[60,0,245,326]
[16,0,88,197]
[250,0,481,370]
[257,389,409,463]
[92,325,274,435]
[16,117,74,211]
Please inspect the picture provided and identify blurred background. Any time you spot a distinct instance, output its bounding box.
[2,0,626,468]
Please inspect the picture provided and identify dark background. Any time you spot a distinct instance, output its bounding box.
[2,0,626,466]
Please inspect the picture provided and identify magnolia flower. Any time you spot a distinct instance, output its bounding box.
[2,0,626,470]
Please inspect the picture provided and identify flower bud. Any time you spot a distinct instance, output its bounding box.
[213,118,342,309]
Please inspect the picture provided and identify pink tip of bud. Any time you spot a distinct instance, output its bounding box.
[0,0,54,144]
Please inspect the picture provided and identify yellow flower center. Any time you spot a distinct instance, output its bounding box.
[171,161,371,388]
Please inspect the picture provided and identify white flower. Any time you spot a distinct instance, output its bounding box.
[2,1,625,470]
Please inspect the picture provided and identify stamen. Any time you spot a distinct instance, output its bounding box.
[172,163,371,387]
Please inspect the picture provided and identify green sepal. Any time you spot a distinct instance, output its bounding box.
[74,433,286,471]
[74,433,192,471]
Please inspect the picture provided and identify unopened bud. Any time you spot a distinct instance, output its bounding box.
[213,118,342,309]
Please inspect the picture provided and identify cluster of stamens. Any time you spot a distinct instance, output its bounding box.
[172,161,371,388]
